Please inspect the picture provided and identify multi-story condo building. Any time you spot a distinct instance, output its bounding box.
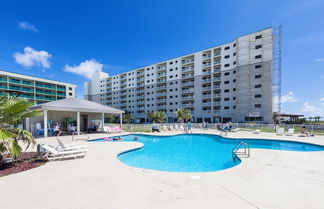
[0,70,76,104]
[84,28,274,123]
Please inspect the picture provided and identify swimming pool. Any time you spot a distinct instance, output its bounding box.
[90,134,324,172]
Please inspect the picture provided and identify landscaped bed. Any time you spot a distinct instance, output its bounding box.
[0,152,47,177]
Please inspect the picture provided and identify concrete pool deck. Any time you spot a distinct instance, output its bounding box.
[1,130,324,209]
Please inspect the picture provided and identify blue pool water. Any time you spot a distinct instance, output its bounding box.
[90,134,324,172]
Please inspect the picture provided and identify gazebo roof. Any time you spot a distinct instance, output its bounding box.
[31,97,124,114]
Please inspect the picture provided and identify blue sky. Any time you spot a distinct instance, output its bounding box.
[0,0,323,117]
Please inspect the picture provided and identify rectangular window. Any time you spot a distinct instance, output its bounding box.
[233,52,236,56]
[224,72,230,76]
[225,46,230,50]
[224,81,230,84]
[255,45,262,49]
[224,106,230,110]
[255,84,262,88]
[255,55,262,59]
[68,87,72,90]
[255,94,262,98]
[255,64,262,69]
[255,35,262,39]
[224,64,230,67]
[224,55,230,59]
[255,104,262,108]
[224,89,230,93]
[224,98,230,101]
[255,75,262,79]
[233,43,236,47]
[233,61,236,65]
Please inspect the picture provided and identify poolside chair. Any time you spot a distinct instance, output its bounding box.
[276,127,285,135]
[41,144,87,161]
[253,129,261,134]
[162,125,167,131]
[298,133,307,137]
[56,138,88,151]
[179,125,184,132]
[175,125,179,131]
[285,128,294,136]
[231,128,240,132]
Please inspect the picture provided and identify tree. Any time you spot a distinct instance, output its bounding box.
[0,96,40,160]
[104,114,115,123]
[122,113,134,124]
[308,117,313,122]
[153,111,166,123]
[146,111,165,123]
[174,108,191,123]
[146,111,155,123]
[314,116,321,122]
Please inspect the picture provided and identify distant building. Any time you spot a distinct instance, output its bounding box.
[84,28,274,123]
[0,70,76,104]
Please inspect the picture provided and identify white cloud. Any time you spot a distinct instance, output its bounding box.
[316,58,324,62]
[13,46,52,68]
[320,97,324,101]
[64,59,103,79]
[301,102,324,117]
[273,91,298,110]
[17,22,38,32]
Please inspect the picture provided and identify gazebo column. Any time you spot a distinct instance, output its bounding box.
[120,113,123,128]
[101,112,105,131]
[77,111,80,135]
[43,110,48,138]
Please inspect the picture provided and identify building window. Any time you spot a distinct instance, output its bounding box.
[233,97,236,100]
[224,72,230,76]
[255,45,262,49]
[224,55,230,59]
[169,62,173,65]
[224,106,230,110]
[255,104,262,108]
[224,64,230,67]
[68,87,72,90]
[225,46,230,50]
[255,34,262,39]
[255,84,262,88]
[224,98,230,101]
[233,106,236,109]
[69,92,72,96]
[233,79,236,83]
[233,61,236,65]
[233,43,236,47]
[233,52,236,56]
[255,75,262,79]
[255,94,262,98]
[255,64,262,69]
[224,89,230,93]
[233,88,236,91]
[255,55,262,59]
[224,81,230,84]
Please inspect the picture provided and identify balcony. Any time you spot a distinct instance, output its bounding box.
[182,103,194,108]
[36,96,56,101]
[181,81,194,87]
[182,88,194,94]
[156,85,166,90]
[202,102,211,106]
[214,93,221,98]
[202,78,212,83]
[0,85,7,90]
[214,77,221,81]
[214,60,221,65]
[157,66,167,71]
[0,78,7,82]
[182,66,194,73]
[137,95,145,98]
[157,79,166,84]
[156,105,166,109]
[157,99,167,103]
[213,85,221,89]
[35,83,56,90]
[182,59,194,65]
[182,74,194,79]
[9,86,34,93]
[156,92,167,97]
[203,110,212,114]
[137,77,145,82]
[36,90,56,95]
[202,54,211,60]
[157,73,167,78]
[202,63,211,68]
[202,86,211,91]
[214,68,221,73]
[137,71,145,76]
[213,110,221,114]
[203,70,212,75]
[137,89,145,93]
[137,100,145,104]
[202,94,211,98]
[57,87,66,91]
[137,106,145,110]
[214,101,221,105]
[182,96,194,101]
[137,83,144,87]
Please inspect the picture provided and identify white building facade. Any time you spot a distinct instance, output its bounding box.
[84,28,274,123]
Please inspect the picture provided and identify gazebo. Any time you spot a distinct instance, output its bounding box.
[27,98,124,137]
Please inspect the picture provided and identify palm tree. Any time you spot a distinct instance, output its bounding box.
[308,117,313,122]
[122,113,134,124]
[154,111,166,123]
[175,108,191,123]
[314,116,321,122]
[146,111,155,123]
[0,96,40,160]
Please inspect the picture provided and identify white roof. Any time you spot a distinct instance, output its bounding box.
[31,98,124,114]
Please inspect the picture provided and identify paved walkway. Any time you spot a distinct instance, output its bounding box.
[1,130,324,209]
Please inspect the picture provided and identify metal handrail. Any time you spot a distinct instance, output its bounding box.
[232,142,250,160]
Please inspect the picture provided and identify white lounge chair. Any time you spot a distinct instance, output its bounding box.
[276,127,285,135]
[41,144,87,161]
[253,129,261,134]
[179,125,185,132]
[285,128,294,136]
[231,128,240,132]
[175,125,179,131]
[56,138,87,151]
[162,125,167,131]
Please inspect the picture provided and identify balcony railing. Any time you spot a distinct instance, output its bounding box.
[182,59,194,65]
[202,78,212,83]
[156,92,167,97]
[214,52,221,56]
[157,66,167,71]
[157,105,166,109]
[214,60,221,65]
[181,81,194,86]
[182,103,194,108]
[182,88,194,93]
[157,79,166,83]
[202,102,211,106]
[157,99,167,103]
[157,73,166,77]
[213,85,221,89]
[182,74,194,79]
[202,94,211,98]
[182,96,194,100]
[202,54,211,59]
[202,63,211,68]
[156,86,166,90]
[182,66,194,72]
[202,86,212,91]
[0,78,7,82]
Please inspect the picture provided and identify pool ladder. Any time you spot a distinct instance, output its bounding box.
[232,142,250,160]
